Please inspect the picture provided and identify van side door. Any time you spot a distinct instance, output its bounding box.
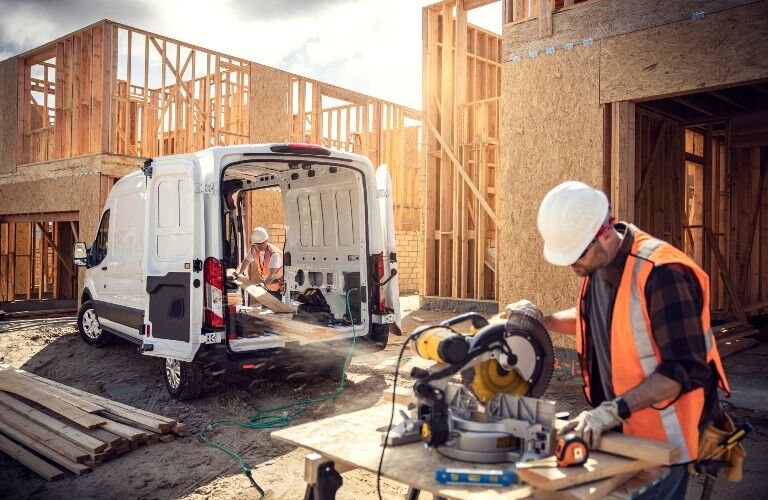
[141,158,204,362]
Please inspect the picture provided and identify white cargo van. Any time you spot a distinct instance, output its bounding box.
[73,143,401,399]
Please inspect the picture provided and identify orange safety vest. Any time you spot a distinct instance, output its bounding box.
[252,243,283,292]
[575,225,730,463]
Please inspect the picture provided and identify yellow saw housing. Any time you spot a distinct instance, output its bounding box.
[469,359,530,402]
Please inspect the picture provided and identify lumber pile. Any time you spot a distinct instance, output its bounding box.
[714,321,761,357]
[0,366,191,481]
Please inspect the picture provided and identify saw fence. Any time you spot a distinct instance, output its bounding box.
[0,366,190,480]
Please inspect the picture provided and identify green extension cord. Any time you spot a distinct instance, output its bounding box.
[199,288,360,498]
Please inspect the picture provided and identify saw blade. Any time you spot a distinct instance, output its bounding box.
[463,311,554,401]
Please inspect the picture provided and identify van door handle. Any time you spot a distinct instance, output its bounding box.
[101,266,108,271]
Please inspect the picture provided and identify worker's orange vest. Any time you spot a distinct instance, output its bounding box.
[253,243,283,292]
[575,226,730,463]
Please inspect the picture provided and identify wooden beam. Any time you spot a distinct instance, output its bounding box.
[709,90,751,112]
[611,101,636,222]
[0,433,64,481]
[0,392,106,455]
[634,121,668,209]
[703,225,748,323]
[0,422,90,476]
[0,375,106,429]
[538,0,553,37]
[671,96,715,117]
[424,116,499,224]
[736,148,767,297]
[36,222,75,277]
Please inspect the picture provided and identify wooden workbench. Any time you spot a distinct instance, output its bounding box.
[271,403,670,499]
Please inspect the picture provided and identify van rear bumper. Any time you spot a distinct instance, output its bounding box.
[196,327,388,371]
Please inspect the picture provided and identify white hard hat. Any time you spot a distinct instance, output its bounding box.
[251,227,269,244]
[537,181,609,266]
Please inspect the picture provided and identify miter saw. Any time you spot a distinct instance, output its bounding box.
[384,302,557,463]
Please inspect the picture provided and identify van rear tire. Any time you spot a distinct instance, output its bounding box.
[77,300,114,346]
[164,358,205,400]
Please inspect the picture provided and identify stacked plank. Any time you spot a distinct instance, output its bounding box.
[0,366,191,481]
[714,321,761,357]
[515,420,679,498]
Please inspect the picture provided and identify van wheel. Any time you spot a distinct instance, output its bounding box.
[77,300,113,346]
[164,358,205,400]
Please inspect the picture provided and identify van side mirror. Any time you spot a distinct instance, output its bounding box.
[73,242,88,267]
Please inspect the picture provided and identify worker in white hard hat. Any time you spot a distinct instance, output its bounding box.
[536,181,738,498]
[235,226,284,300]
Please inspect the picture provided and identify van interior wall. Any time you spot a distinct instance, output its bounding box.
[227,165,369,327]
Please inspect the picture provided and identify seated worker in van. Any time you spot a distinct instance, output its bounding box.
[235,226,284,300]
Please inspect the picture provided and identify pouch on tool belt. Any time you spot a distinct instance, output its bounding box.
[691,413,746,482]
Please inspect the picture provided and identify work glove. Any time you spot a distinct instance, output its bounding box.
[505,299,544,323]
[560,400,624,449]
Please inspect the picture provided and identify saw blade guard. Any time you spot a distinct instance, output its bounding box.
[463,311,554,402]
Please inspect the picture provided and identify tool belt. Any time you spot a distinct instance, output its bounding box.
[690,413,746,482]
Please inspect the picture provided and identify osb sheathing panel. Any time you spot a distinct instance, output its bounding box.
[0,153,141,185]
[498,45,602,313]
[247,187,285,228]
[249,63,292,144]
[501,0,757,62]
[0,57,18,175]
[600,1,768,103]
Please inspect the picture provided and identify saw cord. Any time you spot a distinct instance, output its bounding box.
[377,325,444,500]
[199,288,360,498]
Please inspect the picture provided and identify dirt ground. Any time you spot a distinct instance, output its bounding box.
[0,297,766,499]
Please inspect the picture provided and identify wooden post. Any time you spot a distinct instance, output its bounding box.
[538,0,553,38]
[611,101,636,222]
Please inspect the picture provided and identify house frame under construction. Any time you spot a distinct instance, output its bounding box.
[0,20,423,310]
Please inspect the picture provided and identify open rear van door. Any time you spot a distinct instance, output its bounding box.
[141,158,204,362]
[375,165,401,329]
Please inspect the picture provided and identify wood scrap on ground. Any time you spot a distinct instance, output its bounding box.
[714,321,760,357]
[0,366,188,481]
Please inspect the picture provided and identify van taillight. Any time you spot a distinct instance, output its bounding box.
[372,252,386,313]
[203,257,224,328]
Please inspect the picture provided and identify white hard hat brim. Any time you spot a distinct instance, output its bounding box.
[543,242,584,267]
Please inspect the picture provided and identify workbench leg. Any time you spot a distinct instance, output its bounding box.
[304,453,350,500]
[405,487,420,500]
[304,461,342,500]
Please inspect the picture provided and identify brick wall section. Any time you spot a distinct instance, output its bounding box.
[395,230,420,294]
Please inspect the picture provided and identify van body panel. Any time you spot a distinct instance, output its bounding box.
[79,144,401,372]
[140,156,204,361]
[375,165,402,329]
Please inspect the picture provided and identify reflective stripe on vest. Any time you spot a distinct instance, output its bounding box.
[630,237,692,463]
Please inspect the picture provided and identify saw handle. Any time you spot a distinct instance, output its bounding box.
[439,312,489,330]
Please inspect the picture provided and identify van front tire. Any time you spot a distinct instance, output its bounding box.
[77,300,114,346]
[164,358,205,400]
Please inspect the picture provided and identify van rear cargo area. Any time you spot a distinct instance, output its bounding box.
[220,156,379,352]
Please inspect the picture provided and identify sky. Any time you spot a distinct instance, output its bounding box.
[0,0,501,109]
